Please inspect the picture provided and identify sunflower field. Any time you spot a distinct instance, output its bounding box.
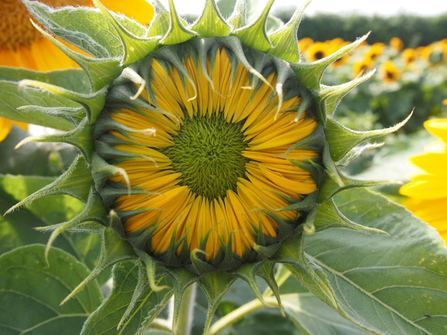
[0,0,447,335]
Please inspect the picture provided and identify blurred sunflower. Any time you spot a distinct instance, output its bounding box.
[390,37,404,51]
[402,48,417,65]
[305,42,330,62]
[380,60,400,83]
[331,41,350,67]
[400,119,447,244]
[365,42,385,61]
[0,0,154,141]
[353,57,373,77]
[298,37,313,53]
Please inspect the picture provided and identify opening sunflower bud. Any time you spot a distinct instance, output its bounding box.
[95,39,321,271]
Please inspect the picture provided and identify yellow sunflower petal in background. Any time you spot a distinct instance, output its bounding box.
[402,48,417,65]
[401,119,447,245]
[0,0,154,141]
[353,57,373,78]
[298,37,313,53]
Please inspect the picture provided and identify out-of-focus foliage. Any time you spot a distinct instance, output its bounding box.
[300,37,447,134]
[272,12,447,47]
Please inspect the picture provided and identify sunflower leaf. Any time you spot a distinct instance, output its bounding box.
[0,244,102,335]
[305,187,447,335]
[81,260,174,335]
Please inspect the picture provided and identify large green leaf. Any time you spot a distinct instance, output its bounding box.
[0,244,102,335]
[81,261,174,335]
[0,68,88,129]
[283,293,371,335]
[0,173,106,284]
[305,188,447,335]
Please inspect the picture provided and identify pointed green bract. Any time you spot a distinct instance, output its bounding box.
[325,112,412,162]
[268,1,310,63]
[231,0,274,52]
[190,0,231,37]
[198,271,238,335]
[160,0,198,45]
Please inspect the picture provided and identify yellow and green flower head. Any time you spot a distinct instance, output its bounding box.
[1,0,410,332]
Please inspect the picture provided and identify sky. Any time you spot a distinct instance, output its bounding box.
[160,0,447,17]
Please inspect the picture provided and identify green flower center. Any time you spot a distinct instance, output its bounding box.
[162,114,248,200]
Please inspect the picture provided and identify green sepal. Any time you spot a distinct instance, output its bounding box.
[93,0,161,66]
[15,118,94,164]
[229,261,274,308]
[227,0,247,29]
[267,1,310,63]
[100,182,152,208]
[28,20,123,92]
[273,190,318,213]
[190,0,231,37]
[92,153,130,192]
[270,233,338,309]
[160,0,198,45]
[60,225,137,306]
[94,140,157,166]
[231,0,274,52]
[0,79,85,131]
[187,249,217,274]
[18,80,108,124]
[17,106,85,129]
[318,161,401,204]
[147,0,171,37]
[164,267,200,333]
[22,0,123,59]
[36,187,108,264]
[336,142,385,168]
[136,249,171,292]
[312,199,387,235]
[197,271,238,335]
[324,112,412,162]
[292,32,370,90]
[316,70,375,118]
[4,155,92,216]
[117,259,151,330]
[255,261,284,316]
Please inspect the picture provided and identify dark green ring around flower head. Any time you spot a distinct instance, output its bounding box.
[3,0,410,333]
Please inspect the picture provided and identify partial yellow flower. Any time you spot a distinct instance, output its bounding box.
[0,0,154,141]
[365,42,385,61]
[331,41,351,67]
[402,48,417,65]
[353,57,373,78]
[380,60,400,83]
[400,119,447,244]
[390,37,404,51]
[298,37,314,53]
[305,42,330,62]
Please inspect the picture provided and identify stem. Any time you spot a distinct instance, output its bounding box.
[209,297,278,335]
[176,283,197,335]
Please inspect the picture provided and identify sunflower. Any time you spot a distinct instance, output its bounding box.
[380,60,400,83]
[0,0,154,141]
[1,0,404,332]
[365,42,385,61]
[390,37,404,51]
[402,48,417,65]
[400,119,447,244]
[298,37,313,53]
[353,57,373,77]
[305,41,331,62]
